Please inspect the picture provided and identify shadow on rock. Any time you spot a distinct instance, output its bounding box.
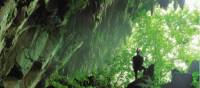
[127,64,154,88]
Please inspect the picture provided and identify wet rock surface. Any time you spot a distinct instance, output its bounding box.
[127,64,154,88]
[162,60,199,88]
[127,60,199,88]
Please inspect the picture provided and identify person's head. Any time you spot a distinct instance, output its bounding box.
[136,48,141,54]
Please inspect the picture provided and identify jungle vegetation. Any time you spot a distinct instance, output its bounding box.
[0,0,199,88]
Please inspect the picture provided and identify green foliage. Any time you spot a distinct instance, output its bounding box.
[50,7,200,88]
[1,0,199,88]
[192,72,200,88]
[99,8,200,87]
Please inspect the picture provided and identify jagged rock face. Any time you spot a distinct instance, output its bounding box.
[188,60,200,74]
[63,0,132,75]
[162,60,200,88]
[0,0,132,87]
[0,0,187,87]
[171,71,192,88]
[162,70,192,88]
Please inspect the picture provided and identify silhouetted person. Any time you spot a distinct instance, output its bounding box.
[132,48,145,79]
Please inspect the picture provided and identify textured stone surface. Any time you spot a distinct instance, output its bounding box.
[162,60,200,88]
[188,60,200,74]
[0,0,132,87]
[0,0,188,87]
